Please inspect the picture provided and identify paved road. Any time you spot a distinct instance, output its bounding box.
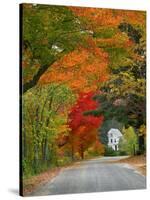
[31,156,146,196]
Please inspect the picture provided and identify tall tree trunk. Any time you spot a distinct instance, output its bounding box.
[33,107,40,173]
[70,135,74,161]
[80,145,84,160]
[71,144,74,161]
[138,135,145,153]
[43,137,48,161]
[34,144,39,173]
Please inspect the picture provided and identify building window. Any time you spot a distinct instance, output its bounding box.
[111,139,113,143]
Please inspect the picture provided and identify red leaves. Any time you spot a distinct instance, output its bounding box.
[67,91,104,158]
[69,92,103,132]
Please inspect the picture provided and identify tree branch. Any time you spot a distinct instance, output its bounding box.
[23,59,56,94]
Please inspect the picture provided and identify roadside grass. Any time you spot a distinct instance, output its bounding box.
[22,154,146,196]
[22,154,103,196]
[22,167,62,196]
[22,159,84,196]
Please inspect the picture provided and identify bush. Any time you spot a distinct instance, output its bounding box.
[119,151,127,156]
[22,159,34,178]
[57,157,72,166]
[119,126,138,155]
[104,147,119,156]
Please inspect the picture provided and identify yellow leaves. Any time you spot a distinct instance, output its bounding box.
[41,38,49,45]
[139,124,146,137]
[129,114,137,119]
[96,32,132,49]
[57,124,71,134]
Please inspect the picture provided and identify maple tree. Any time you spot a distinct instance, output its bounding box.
[67,92,104,159]
[70,7,146,70]
[21,4,146,182]
[69,7,145,29]
[87,22,146,153]
[39,37,109,93]
[22,4,91,93]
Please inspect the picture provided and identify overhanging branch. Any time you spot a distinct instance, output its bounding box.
[23,59,56,94]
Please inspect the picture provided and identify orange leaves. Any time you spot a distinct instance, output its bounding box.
[58,48,89,68]
[69,7,121,29]
[77,125,87,135]
[92,139,105,155]
[124,39,134,48]
[70,7,145,30]
[39,38,109,93]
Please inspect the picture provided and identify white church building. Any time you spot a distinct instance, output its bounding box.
[107,128,123,151]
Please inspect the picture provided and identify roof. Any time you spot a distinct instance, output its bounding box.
[107,128,122,137]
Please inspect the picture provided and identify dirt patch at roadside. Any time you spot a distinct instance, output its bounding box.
[22,161,82,196]
[23,167,62,196]
[115,155,146,176]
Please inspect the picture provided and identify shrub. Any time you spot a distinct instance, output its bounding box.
[104,147,119,156]
[119,126,138,155]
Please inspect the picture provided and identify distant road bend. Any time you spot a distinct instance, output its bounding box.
[31,156,146,196]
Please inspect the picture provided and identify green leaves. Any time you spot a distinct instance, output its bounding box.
[119,126,138,155]
[105,47,132,69]
[93,27,117,39]
[22,4,89,92]
[22,83,76,174]
[23,4,86,62]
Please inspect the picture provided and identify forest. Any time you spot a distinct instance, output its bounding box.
[21,4,146,178]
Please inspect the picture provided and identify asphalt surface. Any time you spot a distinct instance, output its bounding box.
[31,156,146,196]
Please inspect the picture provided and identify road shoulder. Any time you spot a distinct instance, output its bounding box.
[112,155,146,176]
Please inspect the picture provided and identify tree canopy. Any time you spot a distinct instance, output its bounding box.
[22,4,90,93]
[21,4,146,179]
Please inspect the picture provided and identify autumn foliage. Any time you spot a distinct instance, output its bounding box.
[39,38,109,93]
[69,7,145,29]
[22,4,146,183]
[67,92,104,159]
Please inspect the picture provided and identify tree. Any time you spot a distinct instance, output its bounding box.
[86,21,146,152]
[87,68,145,154]
[68,92,103,159]
[92,70,145,126]
[70,7,146,71]
[70,7,145,30]
[39,37,109,93]
[22,83,75,174]
[21,4,90,93]
[119,126,138,155]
